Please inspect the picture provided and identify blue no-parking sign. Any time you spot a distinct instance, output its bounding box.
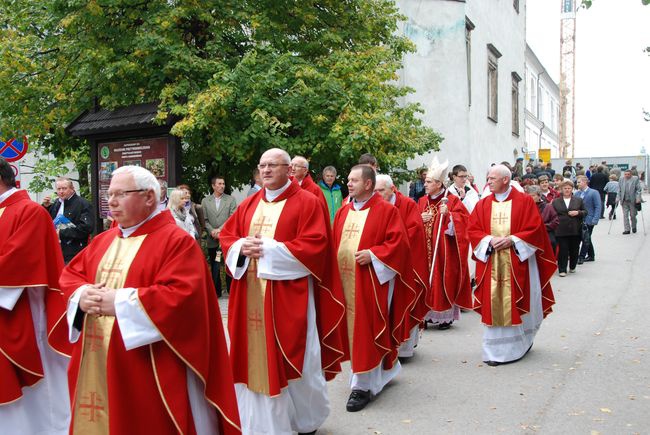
[0,137,28,162]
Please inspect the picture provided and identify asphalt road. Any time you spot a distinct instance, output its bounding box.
[220,198,650,435]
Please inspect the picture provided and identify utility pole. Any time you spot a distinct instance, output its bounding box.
[559,0,577,159]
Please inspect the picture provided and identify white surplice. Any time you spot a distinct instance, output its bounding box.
[473,188,544,363]
[0,286,71,435]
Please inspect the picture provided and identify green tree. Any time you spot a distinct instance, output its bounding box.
[0,1,441,196]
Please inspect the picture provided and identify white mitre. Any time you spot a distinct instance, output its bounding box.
[427,156,449,183]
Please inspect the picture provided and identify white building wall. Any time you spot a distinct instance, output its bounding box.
[524,44,560,159]
[396,0,526,182]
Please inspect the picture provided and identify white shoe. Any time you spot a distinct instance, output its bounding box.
[569,269,576,273]
[559,272,567,277]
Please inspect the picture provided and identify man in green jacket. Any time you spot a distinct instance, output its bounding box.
[318,166,343,224]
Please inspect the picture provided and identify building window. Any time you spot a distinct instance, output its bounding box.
[487,44,501,122]
[513,0,520,13]
[466,17,475,107]
[512,72,522,136]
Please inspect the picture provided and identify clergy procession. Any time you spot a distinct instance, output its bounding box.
[0,148,561,435]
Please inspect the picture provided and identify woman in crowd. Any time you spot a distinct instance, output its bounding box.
[552,180,587,277]
[168,189,196,237]
[177,183,205,239]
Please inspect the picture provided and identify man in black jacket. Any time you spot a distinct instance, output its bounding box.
[589,165,610,219]
[42,178,94,263]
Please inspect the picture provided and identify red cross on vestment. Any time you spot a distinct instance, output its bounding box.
[79,391,105,422]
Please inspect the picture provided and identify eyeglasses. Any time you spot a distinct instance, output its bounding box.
[257,163,289,170]
[104,189,146,201]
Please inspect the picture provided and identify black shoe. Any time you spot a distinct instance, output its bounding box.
[484,343,533,367]
[298,431,317,435]
[583,257,595,262]
[633,228,637,233]
[613,215,616,219]
[577,257,584,265]
[437,321,453,330]
[623,231,631,234]
[346,390,371,412]
[484,360,501,366]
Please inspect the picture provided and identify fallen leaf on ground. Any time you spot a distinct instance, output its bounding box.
[401,420,411,424]
[600,408,612,413]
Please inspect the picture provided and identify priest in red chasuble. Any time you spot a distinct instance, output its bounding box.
[333,165,416,413]
[0,157,71,434]
[219,148,346,435]
[60,166,240,434]
[374,174,429,359]
[468,164,556,366]
[418,157,472,330]
[290,155,329,208]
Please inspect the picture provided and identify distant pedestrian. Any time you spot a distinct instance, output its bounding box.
[552,180,587,277]
[409,167,427,202]
[604,174,620,220]
[178,183,205,239]
[168,189,195,237]
[247,168,263,197]
[319,166,344,223]
[575,175,601,263]
[44,177,94,264]
[589,166,609,218]
[201,175,237,297]
[619,169,642,234]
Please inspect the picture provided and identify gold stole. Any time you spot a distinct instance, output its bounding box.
[490,201,513,327]
[72,236,146,435]
[0,207,5,219]
[336,208,369,357]
[246,199,286,395]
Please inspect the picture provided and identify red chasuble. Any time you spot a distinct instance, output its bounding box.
[0,190,69,404]
[418,191,472,311]
[393,192,430,328]
[219,181,346,396]
[468,188,557,326]
[297,173,329,210]
[60,211,240,435]
[333,193,416,373]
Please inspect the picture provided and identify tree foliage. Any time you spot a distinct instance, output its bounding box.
[0,0,441,195]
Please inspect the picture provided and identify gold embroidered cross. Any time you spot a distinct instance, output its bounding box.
[343,223,361,240]
[252,216,273,235]
[492,212,508,225]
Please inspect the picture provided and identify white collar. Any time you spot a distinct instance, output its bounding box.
[494,187,512,202]
[388,193,396,205]
[0,187,18,204]
[119,209,161,238]
[265,180,291,202]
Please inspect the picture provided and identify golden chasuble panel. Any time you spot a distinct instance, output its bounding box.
[489,201,513,327]
[73,235,146,435]
[0,207,5,219]
[246,199,286,395]
[336,208,369,357]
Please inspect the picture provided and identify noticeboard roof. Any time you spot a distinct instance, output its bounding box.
[66,102,175,137]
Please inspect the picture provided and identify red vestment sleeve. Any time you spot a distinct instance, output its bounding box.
[0,190,69,404]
